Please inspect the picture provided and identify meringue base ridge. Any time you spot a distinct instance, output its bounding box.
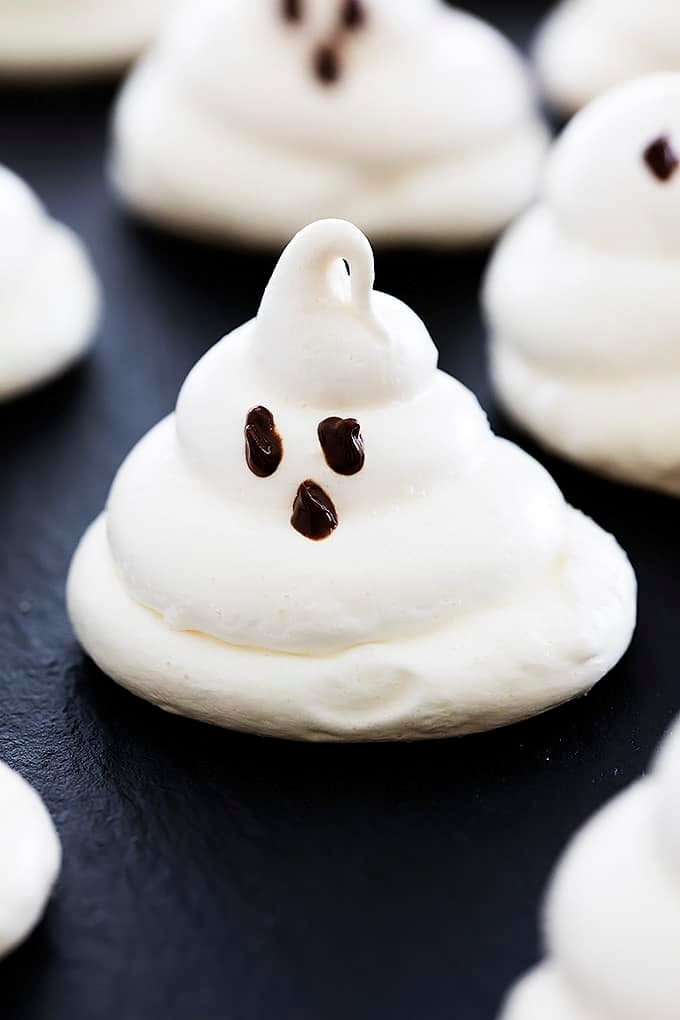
[111,58,549,248]
[67,511,636,741]
[491,340,680,497]
[0,4,169,79]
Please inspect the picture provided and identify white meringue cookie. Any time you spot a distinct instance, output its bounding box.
[111,0,548,247]
[0,762,61,959]
[485,74,680,496]
[67,219,635,741]
[535,0,680,114]
[0,0,175,79]
[0,165,100,402]
[499,716,680,1020]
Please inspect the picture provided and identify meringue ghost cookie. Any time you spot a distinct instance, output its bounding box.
[499,716,680,1020]
[0,0,175,79]
[485,74,680,496]
[0,164,100,402]
[67,220,635,742]
[0,761,61,958]
[535,0,680,114]
[111,0,548,247]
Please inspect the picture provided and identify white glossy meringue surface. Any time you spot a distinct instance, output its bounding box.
[67,220,635,741]
[0,0,175,78]
[112,0,548,247]
[499,717,680,1020]
[485,74,680,496]
[536,0,680,113]
[0,165,100,402]
[0,762,61,959]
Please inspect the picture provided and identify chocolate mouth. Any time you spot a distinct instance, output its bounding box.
[291,480,338,540]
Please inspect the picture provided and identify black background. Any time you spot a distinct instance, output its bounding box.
[1,2,677,1018]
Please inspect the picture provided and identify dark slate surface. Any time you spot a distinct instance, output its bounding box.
[1,3,676,1018]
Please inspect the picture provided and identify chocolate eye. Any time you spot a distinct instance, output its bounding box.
[281,0,303,22]
[644,135,679,182]
[341,0,366,29]
[318,417,365,475]
[244,406,283,477]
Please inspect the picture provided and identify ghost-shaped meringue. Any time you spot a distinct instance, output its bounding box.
[499,714,680,1020]
[0,0,175,79]
[485,73,680,496]
[0,762,61,959]
[0,164,100,402]
[535,0,680,114]
[111,0,548,247]
[67,219,636,741]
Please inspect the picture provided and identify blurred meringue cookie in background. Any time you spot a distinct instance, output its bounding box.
[0,0,176,80]
[0,165,100,402]
[67,219,636,742]
[485,74,680,496]
[0,761,61,959]
[535,0,680,114]
[499,714,680,1020]
[111,0,549,247]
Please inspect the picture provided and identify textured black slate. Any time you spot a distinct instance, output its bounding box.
[2,3,677,1018]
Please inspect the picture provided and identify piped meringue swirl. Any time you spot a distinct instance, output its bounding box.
[500,716,680,1020]
[112,0,548,246]
[68,219,635,740]
[0,762,61,959]
[0,164,100,402]
[536,0,680,113]
[485,74,680,496]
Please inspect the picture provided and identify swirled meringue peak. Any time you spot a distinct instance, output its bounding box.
[111,0,548,247]
[0,762,61,959]
[499,715,680,1020]
[0,164,100,402]
[485,74,680,496]
[0,0,176,79]
[67,220,636,741]
[535,0,680,114]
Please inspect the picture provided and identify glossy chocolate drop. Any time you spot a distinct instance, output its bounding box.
[314,44,341,84]
[281,0,303,22]
[244,406,283,478]
[291,480,338,540]
[644,135,679,182]
[318,417,365,476]
[341,0,365,29]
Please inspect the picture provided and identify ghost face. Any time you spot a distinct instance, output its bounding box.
[244,404,365,539]
[279,0,369,86]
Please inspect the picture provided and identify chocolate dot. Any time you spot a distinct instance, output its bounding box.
[341,0,365,29]
[281,0,303,22]
[318,417,365,476]
[314,44,341,84]
[291,480,338,540]
[644,135,679,182]
[244,406,283,478]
